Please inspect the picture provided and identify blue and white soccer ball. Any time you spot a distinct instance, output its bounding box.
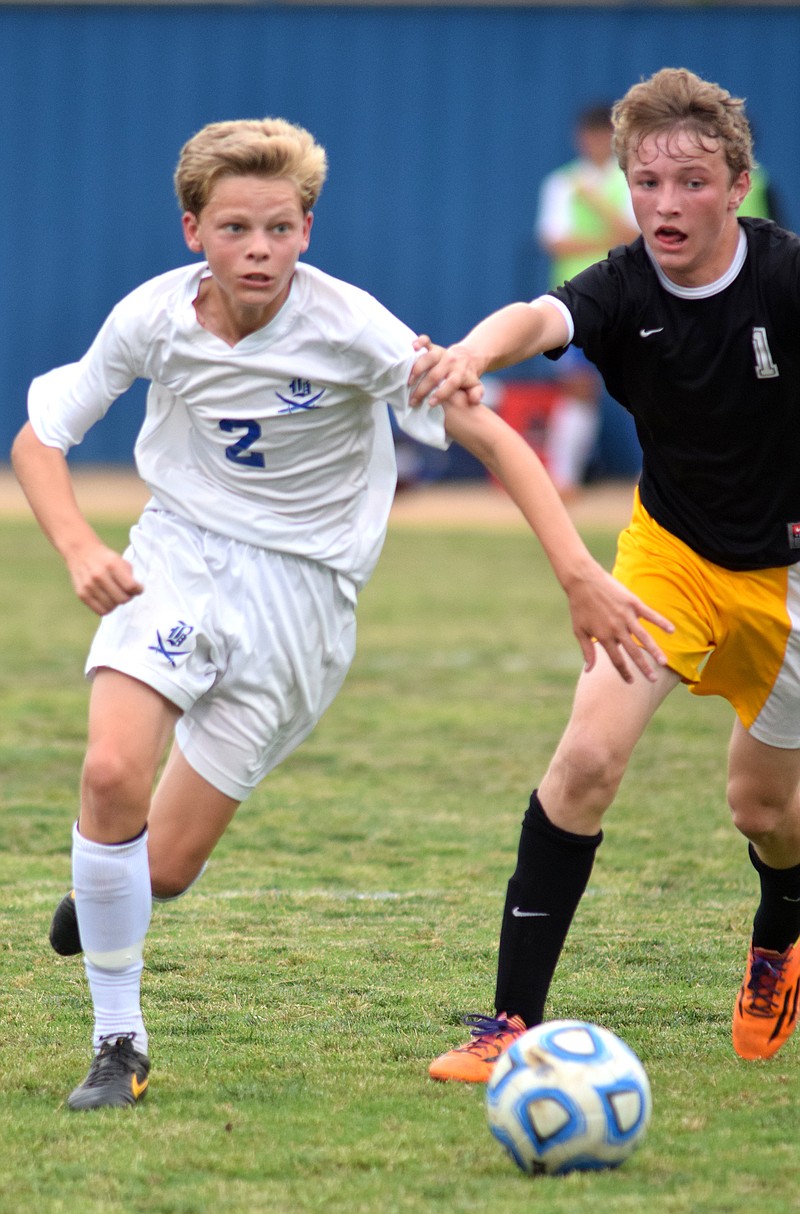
[486,1019,652,1176]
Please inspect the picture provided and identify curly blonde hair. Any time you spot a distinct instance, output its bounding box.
[174,117,328,216]
[612,68,753,182]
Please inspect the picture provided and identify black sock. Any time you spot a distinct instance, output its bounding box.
[750,842,800,953]
[494,790,602,1028]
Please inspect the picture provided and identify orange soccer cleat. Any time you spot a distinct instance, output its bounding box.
[733,940,800,1060]
[428,1012,527,1083]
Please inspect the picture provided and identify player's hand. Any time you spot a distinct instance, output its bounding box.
[66,542,144,616]
[409,338,484,408]
[566,567,674,684]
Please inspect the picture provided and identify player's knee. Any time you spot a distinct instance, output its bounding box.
[550,734,626,804]
[81,744,149,821]
[151,876,189,900]
[727,783,786,845]
[149,855,205,901]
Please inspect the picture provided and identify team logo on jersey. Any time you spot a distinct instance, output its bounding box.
[276,378,326,412]
[788,523,800,551]
[148,620,195,667]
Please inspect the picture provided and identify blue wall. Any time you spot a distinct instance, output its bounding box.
[2,4,800,462]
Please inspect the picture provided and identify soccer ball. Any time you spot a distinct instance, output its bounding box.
[486,1020,652,1176]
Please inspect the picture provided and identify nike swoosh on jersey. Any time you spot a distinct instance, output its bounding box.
[639,327,664,337]
[511,907,549,918]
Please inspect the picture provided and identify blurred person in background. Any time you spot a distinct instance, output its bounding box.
[536,103,639,499]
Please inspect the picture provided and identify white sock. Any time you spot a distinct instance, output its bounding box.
[72,823,152,1056]
[546,398,600,491]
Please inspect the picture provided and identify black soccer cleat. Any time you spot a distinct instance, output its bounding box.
[67,1034,151,1110]
[49,890,82,956]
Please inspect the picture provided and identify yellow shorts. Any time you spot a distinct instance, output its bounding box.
[613,491,800,747]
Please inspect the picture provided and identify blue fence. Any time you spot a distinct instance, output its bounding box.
[2,4,799,466]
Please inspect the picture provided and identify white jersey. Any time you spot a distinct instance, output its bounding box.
[28,261,449,593]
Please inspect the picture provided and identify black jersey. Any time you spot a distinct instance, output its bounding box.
[547,218,800,571]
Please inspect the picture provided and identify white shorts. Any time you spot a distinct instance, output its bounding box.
[86,508,357,800]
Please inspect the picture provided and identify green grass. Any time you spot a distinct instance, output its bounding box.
[2,515,799,1212]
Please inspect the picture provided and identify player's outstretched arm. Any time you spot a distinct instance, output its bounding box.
[410,299,569,408]
[441,402,673,684]
[11,422,143,616]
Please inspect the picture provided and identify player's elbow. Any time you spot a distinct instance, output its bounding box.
[10,421,35,472]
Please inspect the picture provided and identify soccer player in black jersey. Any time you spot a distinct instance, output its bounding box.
[412,66,800,1078]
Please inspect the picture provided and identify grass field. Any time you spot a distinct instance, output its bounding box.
[2,511,800,1213]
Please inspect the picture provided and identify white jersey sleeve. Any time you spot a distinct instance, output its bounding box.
[27,310,139,451]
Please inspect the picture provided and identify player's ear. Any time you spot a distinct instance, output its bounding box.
[729,170,751,213]
[300,210,313,253]
[182,212,204,254]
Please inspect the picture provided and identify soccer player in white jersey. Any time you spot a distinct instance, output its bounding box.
[11,117,670,1109]
[412,68,800,1081]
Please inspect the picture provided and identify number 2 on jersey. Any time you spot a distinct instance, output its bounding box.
[219,419,266,468]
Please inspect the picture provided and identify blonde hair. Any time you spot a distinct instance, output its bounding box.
[612,68,753,181]
[174,117,328,216]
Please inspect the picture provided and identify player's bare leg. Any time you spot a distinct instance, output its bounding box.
[67,669,177,1109]
[492,654,678,1025]
[538,652,680,833]
[430,654,679,1082]
[51,733,240,946]
[146,741,240,899]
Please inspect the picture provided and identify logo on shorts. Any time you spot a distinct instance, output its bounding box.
[276,378,326,413]
[148,620,194,667]
[788,523,800,550]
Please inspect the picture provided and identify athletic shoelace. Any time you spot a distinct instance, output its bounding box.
[460,1013,520,1048]
[747,952,789,1017]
